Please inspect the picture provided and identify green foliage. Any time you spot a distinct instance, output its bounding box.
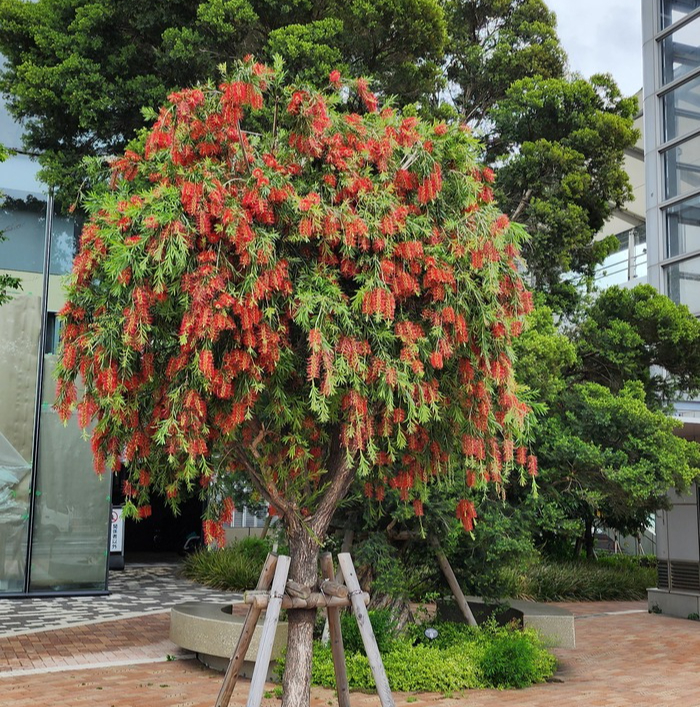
[182,537,271,590]
[500,559,656,601]
[512,295,700,550]
[306,620,555,691]
[577,285,700,406]
[445,0,566,126]
[0,0,446,207]
[340,609,399,655]
[491,75,638,293]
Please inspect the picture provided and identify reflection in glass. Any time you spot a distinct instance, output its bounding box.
[0,191,78,275]
[663,73,700,141]
[662,0,700,29]
[0,293,43,592]
[661,15,700,84]
[28,357,110,593]
[664,131,700,198]
[666,193,700,256]
[666,253,700,310]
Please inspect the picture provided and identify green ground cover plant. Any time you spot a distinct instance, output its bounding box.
[182,537,270,591]
[279,611,556,693]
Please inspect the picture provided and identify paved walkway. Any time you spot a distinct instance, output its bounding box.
[0,563,238,637]
[1,564,700,706]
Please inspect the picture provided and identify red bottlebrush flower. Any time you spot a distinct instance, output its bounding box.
[375,484,385,502]
[430,351,444,369]
[221,497,235,524]
[308,328,322,352]
[434,123,448,136]
[503,438,514,462]
[356,78,378,113]
[413,499,424,516]
[329,70,341,86]
[393,408,406,423]
[456,498,477,532]
[138,505,152,519]
[139,469,151,487]
[516,446,528,465]
[466,470,476,488]
[491,214,510,234]
[364,481,374,499]
[482,167,496,183]
[527,454,538,476]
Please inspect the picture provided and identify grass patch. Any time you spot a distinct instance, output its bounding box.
[182,537,270,591]
[280,612,556,692]
[501,558,656,602]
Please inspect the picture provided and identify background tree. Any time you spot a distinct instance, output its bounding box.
[0,0,446,208]
[513,288,700,557]
[54,60,535,706]
[0,1,637,303]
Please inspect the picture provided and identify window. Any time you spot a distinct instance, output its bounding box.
[663,72,700,141]
[666,252,700,310]
[661,15,700,85]
[661,0,700,29]
[663,130,700,199]
[666,193,700,256]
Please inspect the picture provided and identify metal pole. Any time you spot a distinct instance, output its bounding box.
[23,189,54,594]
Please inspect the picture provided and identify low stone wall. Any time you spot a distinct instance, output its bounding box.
[438,596,576,649]
[170,602,288,676]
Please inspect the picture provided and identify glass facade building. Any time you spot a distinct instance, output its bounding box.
[643,0,700,613]
[643,0,700,314]
[0,94,110,596]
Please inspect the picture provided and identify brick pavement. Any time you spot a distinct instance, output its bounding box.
[2,601,700,706]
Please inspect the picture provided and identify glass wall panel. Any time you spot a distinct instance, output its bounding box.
[663,73,700,140]
[666,252,700,310]
[27,197,109,592]
[664,131,700,198]
[666,193,700,256]
[662,0,700,29]
[0,190,46,593]
[661,15,700,84]
[28,357,110,593]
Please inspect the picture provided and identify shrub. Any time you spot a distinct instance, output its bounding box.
[340,609,399,655]
[182,537,271,591]
[502,559,655,602]
[478,627,556,688]
[305,619,555,692]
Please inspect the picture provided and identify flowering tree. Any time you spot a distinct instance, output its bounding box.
[55,58,535,706]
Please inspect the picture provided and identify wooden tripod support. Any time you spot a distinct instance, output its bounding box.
[215,551,395,707]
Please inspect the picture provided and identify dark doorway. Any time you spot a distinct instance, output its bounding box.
[111,469,204,559]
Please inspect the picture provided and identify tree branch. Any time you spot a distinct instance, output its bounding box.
[510,188,533,222]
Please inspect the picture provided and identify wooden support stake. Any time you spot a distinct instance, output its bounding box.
[244,590,367,610]
[215,553,278,707]
[322,529,354,644]
[338,553,395,707]
[320,579,349,598]
[245,555,291,707]
[429,535,477,627]
[320,552,351,707]
[285,579,312,599]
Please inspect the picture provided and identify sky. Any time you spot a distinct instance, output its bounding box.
[545,0,643,96]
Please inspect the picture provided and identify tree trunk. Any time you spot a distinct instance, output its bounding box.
[282,525,320,707]
[584,516,595,560]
